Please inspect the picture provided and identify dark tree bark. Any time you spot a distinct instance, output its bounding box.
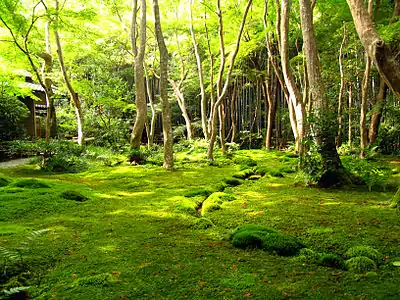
[299,0,349,187]
[153,0,173,170]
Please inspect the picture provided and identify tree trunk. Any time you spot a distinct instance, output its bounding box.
[189,0,208,140]
[207,0,252,161]
[219,101,227,154]
[299,0,348,187]
[336,24,347,147]
[170,79,193,140]
[153,0,173,170]
[54,1,83,145]
[346,0,400,99]
[368,78,387,144]
[144,66,156,148]
[280,0,305,153]
[130,0,147,148]
[230,80,238,143]
[348,83,353,145]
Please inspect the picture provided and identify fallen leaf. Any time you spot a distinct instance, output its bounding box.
[244,292,252,297]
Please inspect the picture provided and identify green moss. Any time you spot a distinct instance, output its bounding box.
[184,188,213,198]
[207,192,236,202]
[233,157,257,167]
[12,178,50,189]
[318,253,345,269]
[262,233,304,256]
[232,169,255,180]
[60,190,88,202]
[0,176,11,187]
[345,256,377,273]
[365,271,378,278]
[278,166,296,174]
[345,246,382,262]
[74,273,117,287]
[298,248,320,263]
[231,231,264,249]
[172,200,197,216]
[223,178,242,187]
[201,195,223,215]
[230,224,278,240]
[193,217,214,229]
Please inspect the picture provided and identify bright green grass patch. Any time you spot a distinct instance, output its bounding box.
[11,178,50,189]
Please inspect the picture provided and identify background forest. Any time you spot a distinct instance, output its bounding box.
[1,0,400,299]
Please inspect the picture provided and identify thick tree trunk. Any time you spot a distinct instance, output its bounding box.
[207,0,252,161]
[299,0,348,187]
[153,0,173,170]
[337,24,347,147]
[130,0,147,148]
[346,0,400,99]
[189,0,208,140]
[54,1,83,145]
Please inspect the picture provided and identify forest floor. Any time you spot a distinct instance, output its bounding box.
[0,149,400,299]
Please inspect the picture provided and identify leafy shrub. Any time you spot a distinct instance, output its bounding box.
[344,246,382,262]
[237,131,264,149]
[318,253,345,269]
[345,257,376,273]
[12,179,50,189]
[231,231,264,249]
[298,140,323,184]
[129,148,150,165]
[342,157,390,191]
[233,156,257,167]
[278,166,296,174]
[60,191,88,202]
[262,233,304,256]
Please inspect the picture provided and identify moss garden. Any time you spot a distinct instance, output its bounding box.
[1,149,400,299]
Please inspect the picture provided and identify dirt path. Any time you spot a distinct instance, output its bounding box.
[0,158,31,169]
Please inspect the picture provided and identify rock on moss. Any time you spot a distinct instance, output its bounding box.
[345,246,382,262]
[61,190,88,202]
[345,256,377,273]
[12,178,50,189]
[262,233,304,256]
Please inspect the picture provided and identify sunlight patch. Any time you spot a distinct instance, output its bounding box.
[99,245,117,253]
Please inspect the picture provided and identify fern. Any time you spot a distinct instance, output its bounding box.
[0,246,20,262]
[3,286,30,296]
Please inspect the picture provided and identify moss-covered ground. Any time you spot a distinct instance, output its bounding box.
[1,150,400,299]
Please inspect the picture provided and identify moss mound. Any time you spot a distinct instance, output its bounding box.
[262,233,304,256]
[172,201,197,216]
[230,224,278,240]
[233,157,257,167]
[12,178,50,189]
[201,193,232,215]
[231,231,264,249]
[319,253,346,269]
[223,178,242,187]
[60,190,88,202]
[0,176,11,187]
[298,248,320,263]
[193,217,214,229]
[345,256,376,273]
[184,188,213,198]
[345,246,382,262]
[232,169,255,180]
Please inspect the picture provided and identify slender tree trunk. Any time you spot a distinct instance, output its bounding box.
[205,12,215,138]
[170,79,193,140]
[54,1,83,145]
[230,80,238,143]
[348,83,353,145]
[207,0,252,160]
[219,101,227,154]
[130,0,147,148]
[189,0,208,140]
[337,24,347,147]
[280,0,305,153]
[153,0,173,170]
[346,0,400,99]
[299,0,348,187]
[368,78,387,144]
[144,66,156,148]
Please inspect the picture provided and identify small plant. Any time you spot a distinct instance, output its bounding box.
[345,256,376,274]
[128,148,150,165]
[318,253,346,269]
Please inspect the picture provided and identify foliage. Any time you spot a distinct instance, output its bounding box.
[345,257,377,274]
[318,253,346,269]
[128,148,150,165]
[0,175,11,187]
[298,140,323,185]
[376,125,400,155]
